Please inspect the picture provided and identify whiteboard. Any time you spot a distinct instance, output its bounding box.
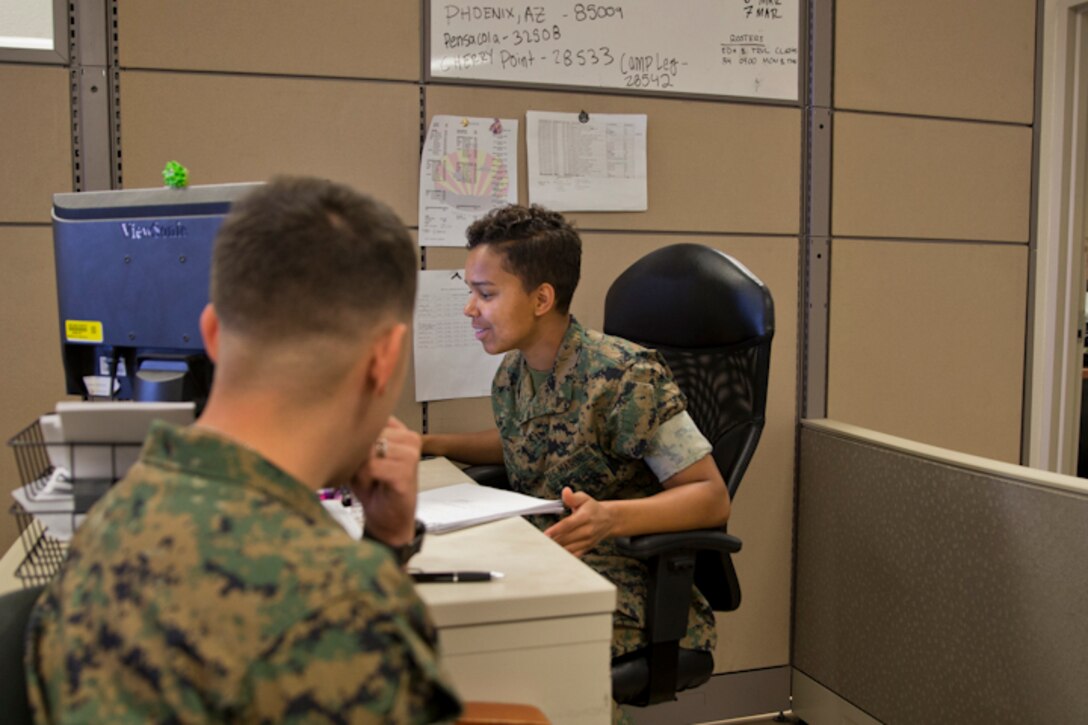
[428,0,800,101]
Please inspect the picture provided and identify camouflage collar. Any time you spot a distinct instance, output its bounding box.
[513,316,581,424]
[140,421,330,526]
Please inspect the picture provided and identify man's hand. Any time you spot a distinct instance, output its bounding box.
[349,417,420,547]
[543,487,615,558]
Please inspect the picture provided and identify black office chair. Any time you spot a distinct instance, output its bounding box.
[0,584,46,725]
[604,243,773,706]
[466,243,774,707]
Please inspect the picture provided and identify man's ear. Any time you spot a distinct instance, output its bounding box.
[533,283,556,317]
[368,322,408,396]
[199,304,221,363]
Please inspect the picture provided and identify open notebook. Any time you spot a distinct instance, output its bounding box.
[416,483,564,534]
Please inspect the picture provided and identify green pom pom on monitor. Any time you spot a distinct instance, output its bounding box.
[162,160,189,188]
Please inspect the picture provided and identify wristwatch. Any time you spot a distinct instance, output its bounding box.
[364,519,426,567]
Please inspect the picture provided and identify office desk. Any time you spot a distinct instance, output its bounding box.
[414,458,615,725]
[0,458,616,724]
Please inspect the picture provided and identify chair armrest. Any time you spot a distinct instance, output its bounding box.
[613,528,742,559]
[614,528,744,646]
[462,464,512,490]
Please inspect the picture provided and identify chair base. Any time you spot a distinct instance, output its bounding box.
[612,647,714,706]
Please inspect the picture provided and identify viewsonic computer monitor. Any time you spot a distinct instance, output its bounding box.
[52,182,261,411]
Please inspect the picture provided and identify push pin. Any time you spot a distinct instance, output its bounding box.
[578,110,589,123]
[490,118,503,134]
[162,160,189,188]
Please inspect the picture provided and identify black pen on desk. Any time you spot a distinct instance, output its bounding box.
[410,571,504,583]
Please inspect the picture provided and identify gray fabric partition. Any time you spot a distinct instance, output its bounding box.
[795,422,1088,724]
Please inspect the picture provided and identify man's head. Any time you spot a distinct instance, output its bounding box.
[212,176,415,337]
[463,204,581,357]
[203,176,416,409]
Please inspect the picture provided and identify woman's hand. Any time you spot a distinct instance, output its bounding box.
[543,487,615,558]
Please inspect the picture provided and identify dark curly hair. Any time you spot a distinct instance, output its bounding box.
[465,204,581,314]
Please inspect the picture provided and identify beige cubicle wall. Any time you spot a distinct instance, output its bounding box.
[0,226,68,553]
[0,63,72,551]
[118,72,422,223]
[831,113,1033,243]
[826,0,1037,464]
[425,85,802,235]
[827,240,1029,463]
[116,0,420,80]
[0,64,71,224]
[834,0,1036,123]
[115,0,423,220]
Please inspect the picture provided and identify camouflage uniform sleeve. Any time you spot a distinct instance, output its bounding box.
[606,353,687,462]
[643,410,713,482]
[244,584,461,724]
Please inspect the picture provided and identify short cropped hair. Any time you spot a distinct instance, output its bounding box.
[466,204,581,314]
[211,177,416,339]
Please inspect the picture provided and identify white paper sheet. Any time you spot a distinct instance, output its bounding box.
[414,270,504,401]
[419,115,518,247]
[322,498,363,541]
[416,483,564,534]
[11,469,81,542]
[526,111,648,212]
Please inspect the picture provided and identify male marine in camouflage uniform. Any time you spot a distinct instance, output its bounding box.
[26,178,462,723]
[422,204,731,661]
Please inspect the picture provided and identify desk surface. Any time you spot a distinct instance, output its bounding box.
[2,458,615,604]
[414,458,616,628]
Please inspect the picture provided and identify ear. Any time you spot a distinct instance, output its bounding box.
[199,304,221,363]
[533,283,557,317]
[367,322,408,396]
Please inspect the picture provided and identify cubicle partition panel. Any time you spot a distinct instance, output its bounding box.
[826,239,1030,463]
[0,63,73,549]
[825,110,1034,465]
[0,65,72,224]
[822,0,1037,465]
[834,0,1036,124]
[794,419,1088,724]
[115,0,421,80]
[117,72,424,224]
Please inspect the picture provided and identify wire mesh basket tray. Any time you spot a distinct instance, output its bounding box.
[7,417,138,587]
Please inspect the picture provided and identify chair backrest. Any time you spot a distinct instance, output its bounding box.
[604,243,774,498]
[0,585,46,724]
[604,244,774,610]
